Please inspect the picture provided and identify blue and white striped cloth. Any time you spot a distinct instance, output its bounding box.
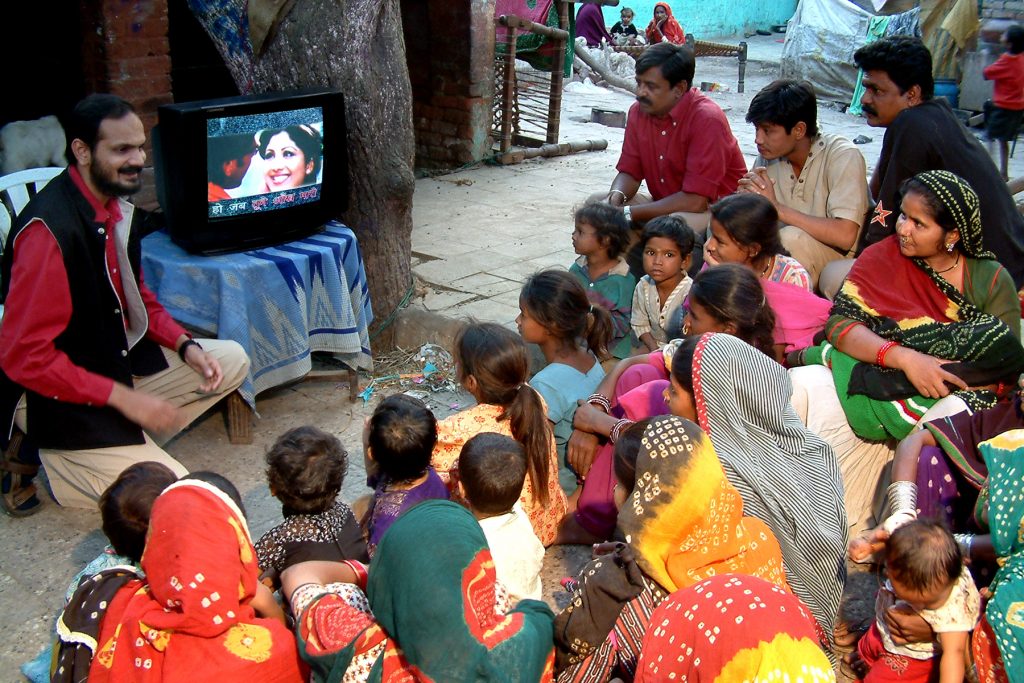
[141,221,373,406]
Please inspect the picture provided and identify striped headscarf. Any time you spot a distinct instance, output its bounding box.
[690,333,848,652]
[905,169,994,259]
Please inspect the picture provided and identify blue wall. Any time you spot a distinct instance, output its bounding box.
[599,0,797,40]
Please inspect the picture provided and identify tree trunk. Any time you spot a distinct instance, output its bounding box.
[194,0,415,348]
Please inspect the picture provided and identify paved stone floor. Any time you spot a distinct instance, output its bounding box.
[3,33,1019,679]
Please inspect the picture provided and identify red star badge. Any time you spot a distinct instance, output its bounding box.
[871,201,892,226]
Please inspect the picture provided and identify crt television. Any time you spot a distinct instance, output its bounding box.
[153,88,348,254]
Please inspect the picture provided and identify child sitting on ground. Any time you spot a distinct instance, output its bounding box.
[569,203,636,360]
[255,426,368,586]
[24,462,179,683]
[851,519,980,683]
[363,394,449,556]
[432,323,568,546]
[77,461,179,596]
[458,432,544,602]
[631,216,695,351]
[519,269,612,492]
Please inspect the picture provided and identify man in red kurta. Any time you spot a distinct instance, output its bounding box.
[596,43,747,276]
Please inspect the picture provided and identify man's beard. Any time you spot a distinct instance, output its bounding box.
[91,160,143,197]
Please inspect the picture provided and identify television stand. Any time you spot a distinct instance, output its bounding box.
[142,221,373,440]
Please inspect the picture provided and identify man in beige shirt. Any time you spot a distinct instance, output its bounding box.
[739,79,869,292]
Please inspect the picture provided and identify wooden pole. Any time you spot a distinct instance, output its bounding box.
[496,139,608,164]
[498,24,518,153]
[497,15,569,39]
[546,1,570,144]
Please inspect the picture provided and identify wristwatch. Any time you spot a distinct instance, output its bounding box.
[622,205,632,223]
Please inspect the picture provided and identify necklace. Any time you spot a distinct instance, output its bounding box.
[932,251,960,274]
[758,254,774,278]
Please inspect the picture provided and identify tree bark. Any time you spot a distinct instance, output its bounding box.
[195,0,415,347]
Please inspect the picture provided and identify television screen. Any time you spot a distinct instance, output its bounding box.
[155,89,347,254]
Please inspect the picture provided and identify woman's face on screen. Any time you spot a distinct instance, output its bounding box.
[262,131,312,190]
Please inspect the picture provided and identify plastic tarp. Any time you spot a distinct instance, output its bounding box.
[782,0,967,102]
[781,0,873,102]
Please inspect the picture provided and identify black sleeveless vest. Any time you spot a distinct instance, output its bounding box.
[0,169,168,449]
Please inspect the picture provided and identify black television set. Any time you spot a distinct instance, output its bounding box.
[153,88,347,254]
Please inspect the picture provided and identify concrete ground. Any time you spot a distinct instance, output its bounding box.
[2,33,1015,679]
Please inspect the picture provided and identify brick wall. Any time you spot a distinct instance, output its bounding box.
[401,0,496,169]
[83,0,173,144]
[80,0,173,206]
[981,0,1024,20]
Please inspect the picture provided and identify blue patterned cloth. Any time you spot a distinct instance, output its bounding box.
[141,222,373,406]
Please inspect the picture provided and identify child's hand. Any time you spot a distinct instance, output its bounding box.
[567,429,600,478]
[848,527,889,562]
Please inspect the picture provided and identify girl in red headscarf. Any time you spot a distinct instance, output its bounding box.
[645,3,685,45]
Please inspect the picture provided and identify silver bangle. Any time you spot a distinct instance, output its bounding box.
[623,205,633,223]
[609,189,627,202]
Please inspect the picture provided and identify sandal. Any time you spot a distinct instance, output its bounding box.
[1,430,41,517]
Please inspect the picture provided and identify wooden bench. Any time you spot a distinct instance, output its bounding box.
[613,34,748,93]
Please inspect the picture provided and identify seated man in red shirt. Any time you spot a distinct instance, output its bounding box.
[0,94,249,514]
[596,42,747,277]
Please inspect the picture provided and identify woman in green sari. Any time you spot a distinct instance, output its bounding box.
[281,500,555,682]
[790,169,1024,535]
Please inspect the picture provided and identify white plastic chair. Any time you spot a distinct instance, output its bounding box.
[0,167,63,246]
[0,167,63,319]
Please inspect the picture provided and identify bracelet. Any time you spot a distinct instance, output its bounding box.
[876,340,898,368]
[609,189,627,203]
[609,418,634,444]
[587,393,612,413]
[342,560,369,590]
[953,533,974,560]
[623,205,633,223]
[177,338,203,362]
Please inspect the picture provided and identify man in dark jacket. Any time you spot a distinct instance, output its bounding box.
[0,94,248,511]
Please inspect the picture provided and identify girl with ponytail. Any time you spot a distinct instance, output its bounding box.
[431,322,567,546]
[517,269,613,493]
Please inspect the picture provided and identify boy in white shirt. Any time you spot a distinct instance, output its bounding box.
[458,432,545,602]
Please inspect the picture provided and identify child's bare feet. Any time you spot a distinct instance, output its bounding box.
[842,650,869,679]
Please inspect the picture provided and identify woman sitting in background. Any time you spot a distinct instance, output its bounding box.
[644,2,685,45]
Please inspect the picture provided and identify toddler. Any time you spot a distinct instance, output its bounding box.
[458,432,544,602]
[569,203,636,360]
[853,519,979,683]
[255,426,368,584]
[631,216,694,351]
[610,6,642,45]
[364,394,449,556]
